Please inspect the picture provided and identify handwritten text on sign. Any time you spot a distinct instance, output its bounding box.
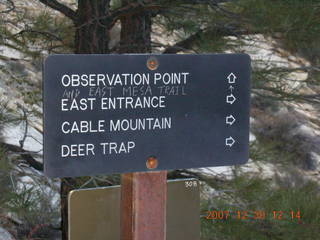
[43,54,251,177]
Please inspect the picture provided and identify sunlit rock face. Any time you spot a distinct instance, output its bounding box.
[0,227,15,240]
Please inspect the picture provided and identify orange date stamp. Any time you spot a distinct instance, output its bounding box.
[204,210,301,220]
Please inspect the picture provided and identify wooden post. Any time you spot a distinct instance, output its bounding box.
[120,171,167,240]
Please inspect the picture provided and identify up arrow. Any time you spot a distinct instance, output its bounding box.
[226,115,236,125]
[227,73,237,84]
[225,137,235,147]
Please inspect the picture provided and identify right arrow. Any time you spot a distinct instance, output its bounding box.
[225,137,236,147]
[226,94,236,104]
[226,115,236,125]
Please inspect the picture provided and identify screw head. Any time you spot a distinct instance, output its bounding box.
[146,156,158,169]
[147,57,159,70]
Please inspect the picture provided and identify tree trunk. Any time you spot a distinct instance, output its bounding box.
[60,0,151,239]
[120,0,152,53]
[61,1,112,239]
[60,178,77,240]
[75,0,111,54]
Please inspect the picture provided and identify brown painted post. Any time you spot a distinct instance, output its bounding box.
[120,171,167,240]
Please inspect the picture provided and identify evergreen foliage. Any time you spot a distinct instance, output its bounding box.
[238,0,320,63]
[201,176,320,240]
[0,146,12,208]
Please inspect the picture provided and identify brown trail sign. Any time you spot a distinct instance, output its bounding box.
[43,54,251,177]
[43,54,251,240]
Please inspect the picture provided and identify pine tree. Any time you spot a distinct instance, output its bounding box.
[35,1,154,238]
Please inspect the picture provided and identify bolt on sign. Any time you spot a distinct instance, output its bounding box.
[43,54,251,178]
